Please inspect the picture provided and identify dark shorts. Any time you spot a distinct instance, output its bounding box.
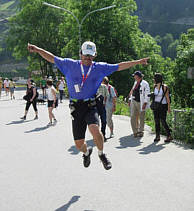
[70,100,99,140]
[48,99,58,108]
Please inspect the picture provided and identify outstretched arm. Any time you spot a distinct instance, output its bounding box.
[27,43,55,63]
[118,57,149,71]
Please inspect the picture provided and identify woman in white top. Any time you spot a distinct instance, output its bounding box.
[152,73,172,143]
[46,79,58,126]
[4,78,10,96]
[57,77,65,103]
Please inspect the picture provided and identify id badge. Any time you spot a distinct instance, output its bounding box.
[74,84,80,93]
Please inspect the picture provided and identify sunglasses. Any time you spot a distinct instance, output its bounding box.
[83,54,94,58]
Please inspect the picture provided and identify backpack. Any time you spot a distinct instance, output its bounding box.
[161,85,171,103]
[108,85,118,98]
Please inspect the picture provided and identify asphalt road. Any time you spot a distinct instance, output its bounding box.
[0,90,194,211]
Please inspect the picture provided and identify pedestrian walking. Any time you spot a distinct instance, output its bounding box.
[96,81,109,141]
[4,78,10,96]
[9,79,15,100]
[150,73,173,143]
[103,77,117,138]
[40,76,47,99]
[27,41,149,170]
[128,71,150,137]
[0,77,3,98]
[57,77,66,103]
[21,79,38,120]
[46,79,58,126]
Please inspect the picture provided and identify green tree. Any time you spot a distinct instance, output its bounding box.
[7,0,67,77]
[7,0,174,97]
[174,28,194,107]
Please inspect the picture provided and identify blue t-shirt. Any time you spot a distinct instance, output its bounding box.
[54,57,118,99]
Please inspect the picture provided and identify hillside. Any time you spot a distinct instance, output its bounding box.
[135,0,194,38]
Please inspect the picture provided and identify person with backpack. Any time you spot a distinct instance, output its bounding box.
[128,71,150,137]
[103,77,117,138]
[151,73,173,143]
[21,79,38,120]
[96,81,109,141]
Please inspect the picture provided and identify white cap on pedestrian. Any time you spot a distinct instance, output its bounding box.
[81,41,96,56]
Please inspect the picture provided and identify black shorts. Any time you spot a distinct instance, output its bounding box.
[70,100,99,140]
[48,99,58,108]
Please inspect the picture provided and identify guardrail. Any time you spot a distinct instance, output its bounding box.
[173,109,193,143]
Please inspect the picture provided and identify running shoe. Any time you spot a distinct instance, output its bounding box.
[99,153,112,170]
[110,132,114,138]
[82,147,93,168]
[47,122,52,127]
[34,115,38,120]
[20,116,26,120]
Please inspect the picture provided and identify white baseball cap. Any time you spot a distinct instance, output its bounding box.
[81,41,96,56]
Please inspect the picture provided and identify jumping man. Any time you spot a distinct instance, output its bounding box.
[27,41,149,170]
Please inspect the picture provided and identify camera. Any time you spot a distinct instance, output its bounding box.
[148,92,154,98]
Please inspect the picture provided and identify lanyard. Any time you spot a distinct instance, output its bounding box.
[80,61,93,88]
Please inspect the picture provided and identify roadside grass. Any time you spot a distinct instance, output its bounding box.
[114,96,193,147]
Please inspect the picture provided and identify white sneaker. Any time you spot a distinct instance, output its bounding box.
[47,122,52,127]
[110,132,114,138]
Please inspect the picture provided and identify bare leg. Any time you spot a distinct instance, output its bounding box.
[74,139,87,153]
[88,124,104,151]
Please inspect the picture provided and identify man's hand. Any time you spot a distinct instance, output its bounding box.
[139,57,149,65]
[28,43,38,53]
[27,43,55,63]
[112,105,116,112]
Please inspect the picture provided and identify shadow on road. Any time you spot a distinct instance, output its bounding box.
[0,99,11,102]
[116,135,143,149]
[137,142,165,154]
[6,119,34,125]
[24,125,49,133]
[68,139,95,155]
[55,195,81,211]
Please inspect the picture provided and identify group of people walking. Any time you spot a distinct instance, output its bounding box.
[21,77,64,126]
[0,77,15,99]
[23,40,172,171]
[128,71,173,143]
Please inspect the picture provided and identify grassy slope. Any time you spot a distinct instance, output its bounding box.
[0,1,15,11]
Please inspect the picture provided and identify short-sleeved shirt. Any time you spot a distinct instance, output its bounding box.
[54,57,118,99]
[97,84,109,104]
[41,80,47,87]
[106,85,117,109]
[97,84,109,98]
